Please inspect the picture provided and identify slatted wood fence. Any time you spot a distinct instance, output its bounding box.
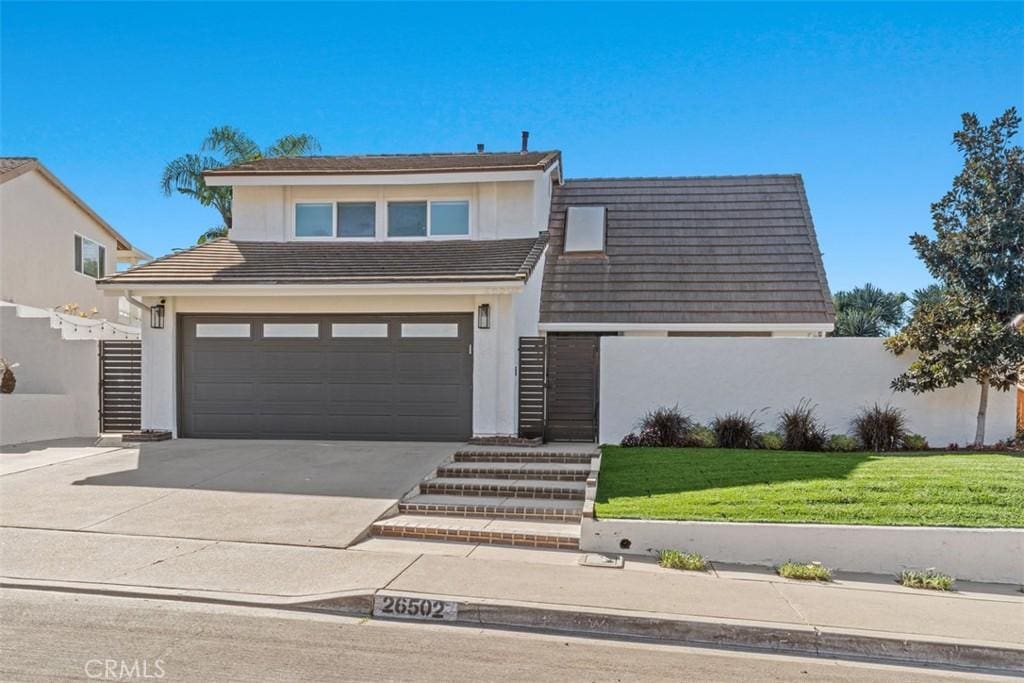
[99,340,141,433]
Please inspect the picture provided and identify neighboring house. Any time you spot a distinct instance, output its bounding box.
[0,157,149,445]
[98,139,834,442]
[0,157,149,323]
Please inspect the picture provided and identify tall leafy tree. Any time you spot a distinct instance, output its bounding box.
[909,284,945,314]
[886,108,1024,446]
[161,126,321,242]
[832,283,908,336]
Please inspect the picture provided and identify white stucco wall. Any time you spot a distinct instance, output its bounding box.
[599,337,1017,446]
[0,170,118,319]
[230,180,546,242]
[140,292,529,438]
[0,308,98,445]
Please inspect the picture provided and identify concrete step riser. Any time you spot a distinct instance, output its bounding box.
[397,503,582,522]
[453,453,595,465]
[370,525,580,550]
[419,483,584,500]
[437,468,588,482]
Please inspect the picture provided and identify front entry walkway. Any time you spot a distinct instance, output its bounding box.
[368,444,599,550]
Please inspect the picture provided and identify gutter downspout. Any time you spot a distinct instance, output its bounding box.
[122,291,151,313]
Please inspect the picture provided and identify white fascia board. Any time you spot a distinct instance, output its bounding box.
[538,322,836,333]
[205,170,545,187]
[100,281,525,297]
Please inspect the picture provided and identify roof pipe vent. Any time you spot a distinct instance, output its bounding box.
[520,131,529,154]
[476,143,485,154]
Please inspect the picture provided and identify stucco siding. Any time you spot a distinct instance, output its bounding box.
[600,337,1017,446]
[0,170,118,318]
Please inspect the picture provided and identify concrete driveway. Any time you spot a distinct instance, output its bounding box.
[0,439,456,547]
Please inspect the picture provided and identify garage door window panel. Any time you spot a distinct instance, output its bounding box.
[195,323,252,338]
[263,323,320,338]
[401,323,460,338]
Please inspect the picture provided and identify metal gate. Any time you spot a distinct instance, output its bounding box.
[99,340,142,433]
[544,334,600,442]
[517,337,546,438]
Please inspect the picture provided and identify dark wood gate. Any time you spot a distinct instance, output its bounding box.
[517,337,546,438]
[99,340,141,433]
[544,334,600,442]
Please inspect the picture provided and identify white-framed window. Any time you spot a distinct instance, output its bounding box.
[387,200,469,238]
[195,323,251,338]
[295,203,334,238]
[263,323,320,338]
[74,234,106,278]
[337,202,376,238]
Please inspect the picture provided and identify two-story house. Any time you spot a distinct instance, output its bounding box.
[98,139,834,442]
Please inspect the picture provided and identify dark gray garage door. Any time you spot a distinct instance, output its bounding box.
[179,314,473,441]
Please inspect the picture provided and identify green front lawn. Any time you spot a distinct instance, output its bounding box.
[595,447,1024,527]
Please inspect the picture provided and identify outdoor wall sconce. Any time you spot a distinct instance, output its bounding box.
[150,301,165,329]
[477,303,491,329]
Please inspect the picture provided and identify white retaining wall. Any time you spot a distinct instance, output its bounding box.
[581,518,1024,584]
[0,308,98,445]
[599,337,1017,447]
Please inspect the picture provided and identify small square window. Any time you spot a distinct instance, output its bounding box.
[430,201,469,236]
[388,202,427,237]
[296,203,333,237]
[337,202,376,238]
[74,234,106,278]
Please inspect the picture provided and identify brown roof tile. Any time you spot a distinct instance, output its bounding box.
[540,176,835,326]
[205,151,561,177]
[99,234,548,286]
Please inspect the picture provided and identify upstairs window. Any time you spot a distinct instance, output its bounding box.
[388,200,469,238]
[337,202,376,238]
[564,206,606,253]
[74,234,105,278]
[295,203,333,237]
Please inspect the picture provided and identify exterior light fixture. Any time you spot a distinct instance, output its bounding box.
[477,303,491,329]
[150,301,165,329]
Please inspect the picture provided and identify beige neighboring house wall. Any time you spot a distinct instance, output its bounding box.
[0,158,147,321]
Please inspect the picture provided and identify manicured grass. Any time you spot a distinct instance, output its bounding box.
[595,447,1024,527]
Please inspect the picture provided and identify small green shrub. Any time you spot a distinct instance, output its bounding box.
[827,434,859,452]
[686,425,716,448]
[902,433,929,451]
[712,411,763,449]
[899,569,954,591]
[621,405,695,447]
[759,431,784,450]
[852,403,908,452]
[779,399,829,451]
[777,561,833,581]
[658,549,708,571]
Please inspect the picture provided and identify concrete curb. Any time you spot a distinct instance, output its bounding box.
[4,578,1021,674]
[374,590,1024,674]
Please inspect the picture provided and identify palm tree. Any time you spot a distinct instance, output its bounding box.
[161,126,321,242]
[832,283,908,336]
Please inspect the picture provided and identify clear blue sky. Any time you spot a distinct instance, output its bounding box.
[2,2,1020,294]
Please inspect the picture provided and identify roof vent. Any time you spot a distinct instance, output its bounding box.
[520,131,529,154]
[476,143,485,154]
[564,206,606,253]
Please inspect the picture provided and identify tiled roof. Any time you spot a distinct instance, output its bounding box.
[99,234,549,286]
[204,151,561,176]
[540,175,835,325]
[0,157,38,181]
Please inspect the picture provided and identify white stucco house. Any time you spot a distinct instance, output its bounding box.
[0,157,149,445]
[98,138,835,442]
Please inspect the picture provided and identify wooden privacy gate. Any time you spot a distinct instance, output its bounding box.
[518,335,600,442]
[99,340,141,433]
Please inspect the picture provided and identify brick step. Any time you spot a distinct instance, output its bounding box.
[436,462,590,481]
[370,514,580,550]
[420,477,586,500]
[453,450,595,465]
[398,494,583,522]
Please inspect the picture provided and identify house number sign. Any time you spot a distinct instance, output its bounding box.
[373,595,458,621]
